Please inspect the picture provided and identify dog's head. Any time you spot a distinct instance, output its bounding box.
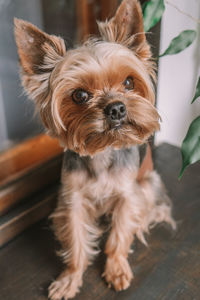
[14,0,159,156]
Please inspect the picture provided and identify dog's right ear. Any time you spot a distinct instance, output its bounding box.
[14,18,66,102]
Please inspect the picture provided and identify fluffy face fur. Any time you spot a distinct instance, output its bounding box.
[14,1,175,300]
[14,0,159,156]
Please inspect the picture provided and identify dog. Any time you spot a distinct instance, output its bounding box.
[14,0,176,299]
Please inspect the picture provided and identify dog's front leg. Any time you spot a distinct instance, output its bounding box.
[103,195,135,291]
[48,188,100,300]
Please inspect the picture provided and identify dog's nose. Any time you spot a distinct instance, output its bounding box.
[104,102,126,125]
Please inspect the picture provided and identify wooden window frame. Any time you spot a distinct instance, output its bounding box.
[0,134,63,247]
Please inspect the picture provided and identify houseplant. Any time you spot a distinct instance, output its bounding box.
[142,0,200,178]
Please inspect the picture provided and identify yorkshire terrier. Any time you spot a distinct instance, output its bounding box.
[14,0,176,299]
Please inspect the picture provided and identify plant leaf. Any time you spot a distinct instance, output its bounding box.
[160,30,197,57]
[191,77,200,103]
[143,0,165,32]
[142,1,148,14]
[179,116,200,179]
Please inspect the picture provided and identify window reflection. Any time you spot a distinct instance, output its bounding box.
[0,0,44,151]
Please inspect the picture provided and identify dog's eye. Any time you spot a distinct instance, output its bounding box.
[72,89,91,104]
[123,76,134,91]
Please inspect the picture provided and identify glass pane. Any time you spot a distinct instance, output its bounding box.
[0,0,45,151]
[0,0,77,152]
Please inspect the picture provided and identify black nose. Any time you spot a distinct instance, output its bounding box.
[104,102,126,125]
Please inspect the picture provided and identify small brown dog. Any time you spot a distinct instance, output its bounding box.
[14,0,175,299]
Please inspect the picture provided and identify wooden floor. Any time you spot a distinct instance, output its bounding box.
[0,144,200,300]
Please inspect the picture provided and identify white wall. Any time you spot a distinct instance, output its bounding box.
[155,0,200,147]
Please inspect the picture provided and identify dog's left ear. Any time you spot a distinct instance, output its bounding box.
[97,0,151,60]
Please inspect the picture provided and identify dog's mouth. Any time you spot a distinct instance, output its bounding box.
[108,118,125,130]
[106,119,150,144]
[80,118,155,156]
[106,116,138,131]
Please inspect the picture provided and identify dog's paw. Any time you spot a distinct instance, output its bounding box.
[48,270,83,300]
[103,255,133,291]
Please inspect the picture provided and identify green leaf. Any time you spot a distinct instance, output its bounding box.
[143,0,165,32]
[142,2,148,14]
[179,116,200,179]
[191,77,200,103]
[160,30,197,57]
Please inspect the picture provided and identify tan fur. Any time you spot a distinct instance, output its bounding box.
[14,1,176,299]
[50,166,175,298]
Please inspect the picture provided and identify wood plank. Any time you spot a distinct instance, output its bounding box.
[100,0,118,21]
[75,0,89,40]
[0,186,58,247]
[0,154,62,216]
[0,134,62,186]
[87,0,98,35]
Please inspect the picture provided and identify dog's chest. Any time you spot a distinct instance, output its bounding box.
[63,147,141,201]
[84,169,134,205]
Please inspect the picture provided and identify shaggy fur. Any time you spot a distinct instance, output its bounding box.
[14,0,176,299]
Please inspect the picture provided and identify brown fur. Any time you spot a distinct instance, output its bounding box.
[14,1,176,299]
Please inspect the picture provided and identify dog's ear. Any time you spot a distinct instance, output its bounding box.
[14,18,66,102]
[14,18,66,75]
[97,0,151,60]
